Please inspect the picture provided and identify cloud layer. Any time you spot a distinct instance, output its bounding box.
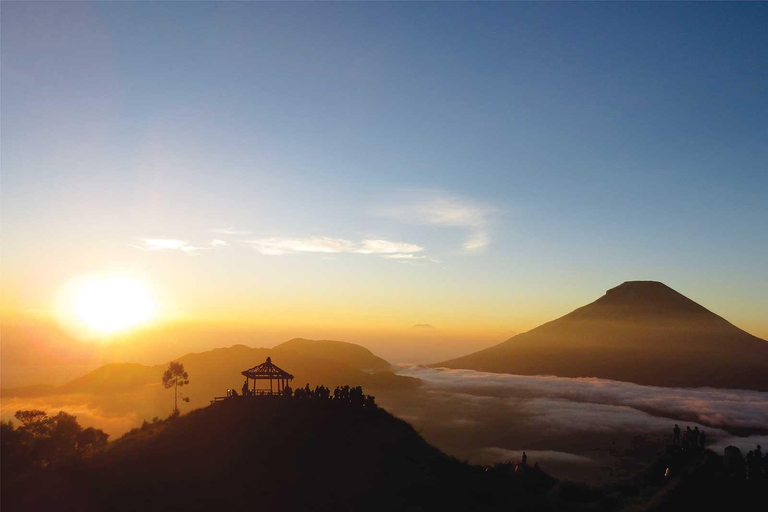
[376,366,768,484]
[401,366,768,430]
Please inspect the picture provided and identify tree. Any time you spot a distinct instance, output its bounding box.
[2,410,109,471]
[162,361,189,414]
[14,410,47,433]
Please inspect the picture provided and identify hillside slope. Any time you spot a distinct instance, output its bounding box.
[436,282,768,390]
[1,398,555,512]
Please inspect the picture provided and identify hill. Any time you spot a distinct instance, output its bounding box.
[1,398,556,512]
[435,281,768,390]
[1,339,419,435]
[3,394,764,512]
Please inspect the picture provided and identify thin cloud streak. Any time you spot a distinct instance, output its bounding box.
[132,234,432,261]
[246,237,356,255]
[356,239,424,254]
[130,239,202,253]
[383,253,426,260]
[245,236,427,260]
[131,238,232,253]
[213,227,253,236]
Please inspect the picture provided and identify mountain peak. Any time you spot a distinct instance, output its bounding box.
[604,280,687,300]
[435,281,768,390]
[571,280,714,322]
[608,280,669,292]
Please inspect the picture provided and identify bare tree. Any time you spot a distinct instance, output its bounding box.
[162,361,189,415]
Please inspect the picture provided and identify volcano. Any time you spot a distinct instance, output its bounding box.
[435,281,768,391]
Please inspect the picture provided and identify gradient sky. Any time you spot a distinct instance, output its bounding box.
[2,2,767,343]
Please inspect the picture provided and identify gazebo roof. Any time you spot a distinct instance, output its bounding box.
[241,357,294,380]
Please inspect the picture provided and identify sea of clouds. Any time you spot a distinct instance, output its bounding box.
[376,366,768,483]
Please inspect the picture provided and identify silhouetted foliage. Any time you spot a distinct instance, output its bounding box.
[162,361,189,414]
[1,410,108,473]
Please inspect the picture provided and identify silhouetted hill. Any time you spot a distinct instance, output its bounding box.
[1,339,419,435]
[3,396,762,511]
[273,337,391,370]
[436,281,768,390]
[1,398,556,512]
[60,363,161,393]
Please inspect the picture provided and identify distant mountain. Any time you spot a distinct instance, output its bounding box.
[2,339,419,435]
[435,281,768,391]
[273,337,391,370]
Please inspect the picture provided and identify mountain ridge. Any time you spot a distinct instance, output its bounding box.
[1,339,419,436]
[434,281,768,391]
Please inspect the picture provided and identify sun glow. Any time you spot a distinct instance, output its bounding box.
[70,278,156,334]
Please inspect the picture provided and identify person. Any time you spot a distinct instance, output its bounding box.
[231,388,238,398]
[242,379,249,396]
[699,430,706,448]
[673,424,681,445]
[522,452,528,466]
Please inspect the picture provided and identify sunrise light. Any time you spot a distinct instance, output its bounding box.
[69,277,156,334]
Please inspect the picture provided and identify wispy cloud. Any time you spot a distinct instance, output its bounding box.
[132,234,430,261]
[245,236,428,260]
[356,239,424,255]
[377,194,494,227]
[213,227,252,236]
[246,237,356,256]
[375,191,499,252]
[130,239,203,253]
[383,253,426,260]
[463,231,489,252]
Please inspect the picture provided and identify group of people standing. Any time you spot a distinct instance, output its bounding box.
[672,424,706,450]
[672,423,767,480]
[226,382,376,409]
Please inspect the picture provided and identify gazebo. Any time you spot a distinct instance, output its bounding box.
[241,357,294,395]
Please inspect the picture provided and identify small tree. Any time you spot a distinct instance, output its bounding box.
[162,361,189,414]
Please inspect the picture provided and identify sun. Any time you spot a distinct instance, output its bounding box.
[72,278,156,334]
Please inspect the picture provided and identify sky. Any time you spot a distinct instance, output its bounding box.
[2,2,767,355]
